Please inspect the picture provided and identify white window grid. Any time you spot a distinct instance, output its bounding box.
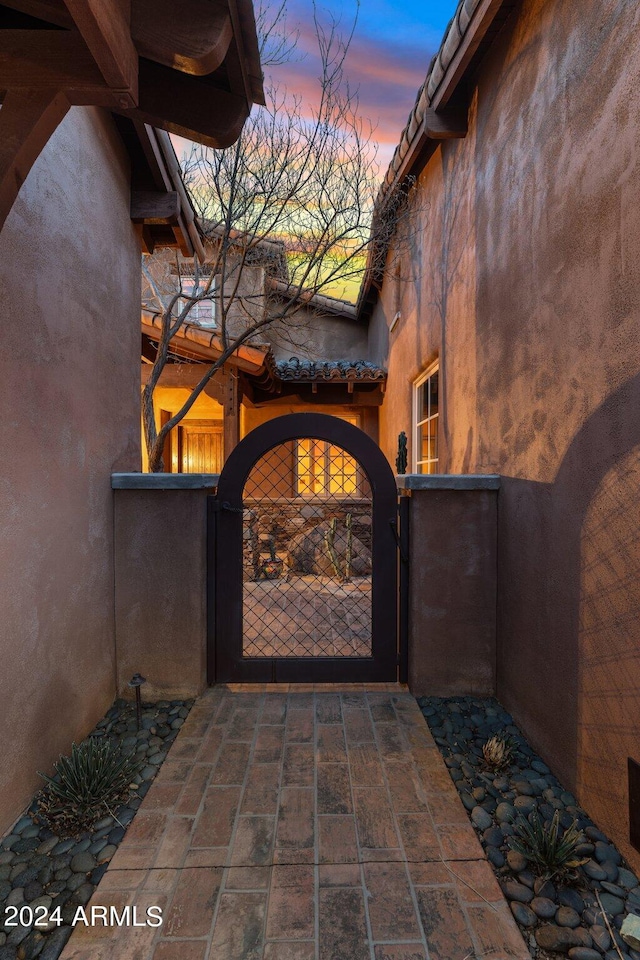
[295,416,360,498]
[413,363,439,474]
[178,274,218,328]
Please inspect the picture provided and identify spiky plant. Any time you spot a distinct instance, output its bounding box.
[37,738,140,834]
[482,732,515,770]
[509,810,588,880]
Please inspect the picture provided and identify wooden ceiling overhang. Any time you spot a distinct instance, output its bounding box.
[0,0,264,234]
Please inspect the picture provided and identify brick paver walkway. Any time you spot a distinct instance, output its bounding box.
[61,685,530,960]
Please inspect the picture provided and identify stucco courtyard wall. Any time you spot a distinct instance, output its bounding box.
[0,108,140,835]
[370,0,640,870]
[400,480,498,698]
[113,484,212,699]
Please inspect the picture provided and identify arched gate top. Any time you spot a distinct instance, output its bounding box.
[216,412,396,504]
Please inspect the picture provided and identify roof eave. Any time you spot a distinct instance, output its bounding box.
[357,0,517,321]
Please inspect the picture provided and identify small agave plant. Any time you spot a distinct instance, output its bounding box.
[38,738,140,834]
[509,809,588,880]
[482,732,515,770]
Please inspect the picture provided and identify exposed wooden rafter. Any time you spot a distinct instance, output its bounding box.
[121,58,248,149]
[0,0,264,233]
[0,30,125,104]
[0,87,70,229]
[62,0,138,107]
[423,107,468,140]
[2,0,248,80]
[131,0,233,77]
[130,190,180,224]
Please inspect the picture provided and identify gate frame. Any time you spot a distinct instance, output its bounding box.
[208,412,399,683]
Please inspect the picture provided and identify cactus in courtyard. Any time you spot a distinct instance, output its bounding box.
[324,517,343,579]
[345,513,353,581]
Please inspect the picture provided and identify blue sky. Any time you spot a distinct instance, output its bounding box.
[279,0,459,169]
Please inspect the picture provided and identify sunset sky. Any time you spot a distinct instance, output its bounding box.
[274,0,458,170]
[172,1,459,301]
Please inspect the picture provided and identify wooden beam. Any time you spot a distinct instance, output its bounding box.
[226,0,252,106]
[140,363,225,395]
[131,189,180,224]
[430,0,506,111]
[131,0,232,76]
[119,58,249,149]
[131,123,174,192]
[422,107,468,140]
[0,30,106,98]
[1,0,73,27]
[222,364,240,461]
[0,86,69,233]
[62,0,138,107]
[134,221,155,253]
[3,0,235,79]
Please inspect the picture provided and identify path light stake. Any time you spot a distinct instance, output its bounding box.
[128,673,146,731]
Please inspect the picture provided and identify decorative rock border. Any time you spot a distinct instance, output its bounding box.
[0,697,193,960]
[418,697,640,960]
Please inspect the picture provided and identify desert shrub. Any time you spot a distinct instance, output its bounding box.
[509,809,588,880]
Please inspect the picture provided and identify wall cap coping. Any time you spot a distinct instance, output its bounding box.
[112,473,220,490]
[396,474,501,491]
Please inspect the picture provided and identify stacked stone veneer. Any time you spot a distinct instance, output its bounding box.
[242,497,372,580]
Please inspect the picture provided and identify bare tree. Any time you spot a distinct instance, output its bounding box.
[141,0,413,472]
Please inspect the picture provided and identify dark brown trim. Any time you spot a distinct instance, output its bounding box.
[212,413,399,683]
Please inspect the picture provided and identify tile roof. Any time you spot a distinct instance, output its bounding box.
[382,0,483,195]
[274,358,387,382]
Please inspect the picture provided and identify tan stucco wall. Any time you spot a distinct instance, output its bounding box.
[114,490,209,699]
[371,0,640,869]
[267,305,368,362]
[407,489,497,697]
[0,108,140,835]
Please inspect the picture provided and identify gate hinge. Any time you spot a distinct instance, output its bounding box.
[210,500,244,514]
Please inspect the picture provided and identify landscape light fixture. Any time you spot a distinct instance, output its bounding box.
[128,673,146,730]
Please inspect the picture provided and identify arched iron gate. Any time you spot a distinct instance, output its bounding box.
[208,413,399,682]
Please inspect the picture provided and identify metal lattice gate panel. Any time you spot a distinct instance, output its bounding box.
[210,413,399,683]
[242,440,373,659]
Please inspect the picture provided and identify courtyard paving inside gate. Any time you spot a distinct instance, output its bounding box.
[60,685,530,960]
[243,579,372,658]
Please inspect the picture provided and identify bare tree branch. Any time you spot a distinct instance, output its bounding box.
[141,0,417,471]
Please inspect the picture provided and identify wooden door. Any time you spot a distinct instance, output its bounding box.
[178,421,223,473]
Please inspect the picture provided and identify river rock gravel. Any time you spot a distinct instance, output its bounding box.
[419,696,640,960]
[0,697,193,960]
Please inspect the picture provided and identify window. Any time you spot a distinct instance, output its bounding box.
[178,274,218,328]
[413,364,439,474]
[296,417,359,497]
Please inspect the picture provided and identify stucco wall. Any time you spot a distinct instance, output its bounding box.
[267,305,368,362]
[405,487,497,698]
[372,0,640,868]
[0,108,140,835]
[114,489,209,699]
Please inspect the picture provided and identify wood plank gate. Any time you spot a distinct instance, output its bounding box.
[208,413,399,682]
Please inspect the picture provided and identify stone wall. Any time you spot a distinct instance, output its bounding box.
[241,497,372,580]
